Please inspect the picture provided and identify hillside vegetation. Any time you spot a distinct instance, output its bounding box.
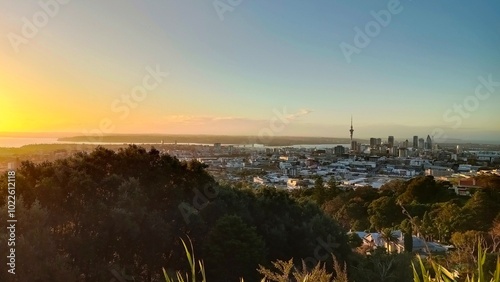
[1,145,499,281]
[0,146,350,281]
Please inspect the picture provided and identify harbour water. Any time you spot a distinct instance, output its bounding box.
[0,137,60,148]
[0,137,350,149]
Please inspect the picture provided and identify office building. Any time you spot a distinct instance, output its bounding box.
[351,140,358,153]
[334,145,346,156]
[388,136,394,148]
[402,139,409,149]
[418,138,425,149]
[426,135,432,150]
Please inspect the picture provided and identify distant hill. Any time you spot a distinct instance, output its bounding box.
[58,134,360,146]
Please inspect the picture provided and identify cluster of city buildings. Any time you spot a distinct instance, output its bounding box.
[1,119,499,196]
[2,124,496,257]
[348,117,435,158]
[198,119,500,195]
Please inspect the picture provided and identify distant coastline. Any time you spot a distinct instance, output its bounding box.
[0,134,498,149]
[57,134,356,147]
[0,137,60,148]
[57,134,500,146]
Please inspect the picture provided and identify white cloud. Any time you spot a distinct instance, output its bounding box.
[286,108,313,120]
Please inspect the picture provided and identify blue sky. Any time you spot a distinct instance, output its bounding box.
[1,0,499,142]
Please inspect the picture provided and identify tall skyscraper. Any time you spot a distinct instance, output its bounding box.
[403,139,409,148]
[351,141,358,153]
[426,135,432,150]
[413,136,418,148]
[370,138,377,149]
[388,136,394,148]
[418,138,425,149]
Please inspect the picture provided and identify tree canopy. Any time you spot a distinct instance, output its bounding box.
[0,146,351,281]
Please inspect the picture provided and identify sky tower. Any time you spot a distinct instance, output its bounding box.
[349,116,354,141]
[349,116,355,152]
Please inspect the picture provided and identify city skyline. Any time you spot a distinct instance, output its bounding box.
[1,1,500,142]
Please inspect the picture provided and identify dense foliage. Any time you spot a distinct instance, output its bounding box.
[312,175,500,240]
[1,145,499,280]
[0,146,350,281]
[285,172,500,280]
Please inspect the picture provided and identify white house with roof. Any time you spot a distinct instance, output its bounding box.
[351,231,448,254]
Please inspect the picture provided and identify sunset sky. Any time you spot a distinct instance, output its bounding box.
[1,0,499,142]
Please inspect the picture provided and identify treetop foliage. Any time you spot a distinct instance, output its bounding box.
[0,145,350,281]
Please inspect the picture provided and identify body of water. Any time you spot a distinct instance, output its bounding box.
[0,137,60,148]
[0,137,351,149]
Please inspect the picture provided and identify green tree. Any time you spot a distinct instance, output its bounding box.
[450,230,489,275]
[420,211,436,241]
[0,199,79,282]
[348,233,363,249]
[380,179,407,197]
[0,146,353,281]
[429,201,461,242]
[203,215,266,281]
[398,176,432,204]
[380,228,400,253]
[462,189,499,231]
[327,178,340,192]
[400,219,414,253]
[489,219,500,252]
[368,196,403,231]
[336,197,370,230]
[476,175,500,189]
[312,177,327,205]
